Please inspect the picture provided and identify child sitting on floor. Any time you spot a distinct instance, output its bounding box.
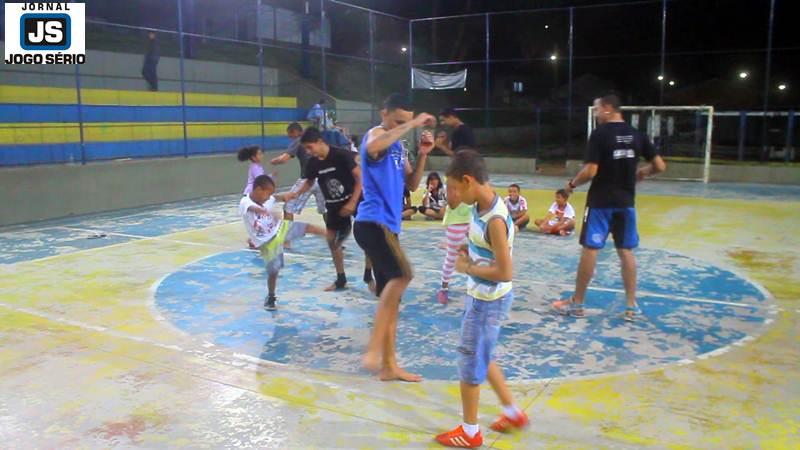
[534,189,576,236]
[504,184,530,231]
[240,175,325,311]
[417,172,447,220]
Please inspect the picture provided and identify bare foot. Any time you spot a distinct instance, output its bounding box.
[324,283,345,292]
[380,366,423,382]
[362,352,380,374]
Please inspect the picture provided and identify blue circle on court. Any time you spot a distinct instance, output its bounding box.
[153,228,774,381]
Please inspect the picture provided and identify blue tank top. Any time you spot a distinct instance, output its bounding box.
[355,126,407,234]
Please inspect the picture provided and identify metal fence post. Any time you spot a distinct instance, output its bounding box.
[177,0,189,158]
[786,111,795,163]
[484,13,490,128]
[369,11,376,124]
[738,111,747,161]
[258,0,266,150]
[659,0,667,105]
[74,64,86,165]
[408,20,414,102]
[320,0,328,97]
[760,0,775,160]
[694,110,703,158]
[567,7,574,158]
[535,106,541,158]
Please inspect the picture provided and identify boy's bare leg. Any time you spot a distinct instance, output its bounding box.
[304,224,327,237]
[324,230,346,291]
[363,277,421,382]
[573,248,598,304]
[267,272,278,297]
[617,248,637,307]
[461,382,480,424]
[487,361,514,407]
[379,292,422,382]
[364,256,376,293]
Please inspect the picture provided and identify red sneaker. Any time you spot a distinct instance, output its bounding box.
[490,409,530,433]
[435,425,483,448]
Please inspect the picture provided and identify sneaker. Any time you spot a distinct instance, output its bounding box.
[490,410,530,433]
[435,425,482,448]
[437,289,449,305]
[264,295,277,311]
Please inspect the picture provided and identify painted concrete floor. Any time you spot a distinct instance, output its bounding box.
[1,175,799,449]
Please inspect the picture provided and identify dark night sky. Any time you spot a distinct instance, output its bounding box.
[334,0,799,107]
[78,0,799,108]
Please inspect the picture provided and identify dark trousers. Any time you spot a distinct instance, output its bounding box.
[142,62,158,91]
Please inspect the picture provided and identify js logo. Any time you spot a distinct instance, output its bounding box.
[21,14,71,50]
[4,3,86,65]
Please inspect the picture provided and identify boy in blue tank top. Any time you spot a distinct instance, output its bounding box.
[354,93,436,382]
[435,149,529,448]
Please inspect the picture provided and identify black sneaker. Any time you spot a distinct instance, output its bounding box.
[264,295,277,311]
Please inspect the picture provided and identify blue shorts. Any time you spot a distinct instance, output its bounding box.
[579,207,639,249]
[458,292,513,385]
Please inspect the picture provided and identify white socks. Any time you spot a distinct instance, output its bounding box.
[462,422,480,438]
[502,404,521,419]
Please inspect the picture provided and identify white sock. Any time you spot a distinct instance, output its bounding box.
[462,422,480,438]
[502,404,521,419]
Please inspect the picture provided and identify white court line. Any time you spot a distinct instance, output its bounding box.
[284,252,777,311]
[7,222,242,265]
[18,224,779,312]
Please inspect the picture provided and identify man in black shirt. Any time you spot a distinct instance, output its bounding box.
[290,127,371,292]
[437,107,476,154]
[553,93,666,321]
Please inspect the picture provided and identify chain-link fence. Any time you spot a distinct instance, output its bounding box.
[0,0,797,168]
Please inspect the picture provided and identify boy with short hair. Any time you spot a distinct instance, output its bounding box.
[535,189,577,236]
[435,150,528,448]
[291,127,375,292]
[239,175,325,311]
[504,184,530,231]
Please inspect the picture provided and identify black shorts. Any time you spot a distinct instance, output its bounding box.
[325,206,353,246]
[354,221,412,296]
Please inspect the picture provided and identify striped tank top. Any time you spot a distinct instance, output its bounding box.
[467,194,515,301]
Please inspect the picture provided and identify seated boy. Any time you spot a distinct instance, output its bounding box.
[504,184,530,231]
[534,189,576,236]
[239,175,325,311]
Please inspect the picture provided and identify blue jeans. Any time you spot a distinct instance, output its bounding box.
[458,292,513,385]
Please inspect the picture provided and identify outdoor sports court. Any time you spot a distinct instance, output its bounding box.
[2,175,798,448]
[2,0,800,448]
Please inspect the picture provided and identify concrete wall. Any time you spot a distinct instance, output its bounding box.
[0,40,280,96]
[427,155,537,175]
[566,159,800,184]
[0,151,299,227]
[334,99,374,137]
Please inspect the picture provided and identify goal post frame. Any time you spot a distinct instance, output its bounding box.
[586,105,714,184]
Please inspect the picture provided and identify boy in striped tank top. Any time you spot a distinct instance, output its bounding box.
[435,150,529,448]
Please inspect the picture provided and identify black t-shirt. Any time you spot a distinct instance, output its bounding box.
[451,124,476,151]
[286,138,312,178]
[304,146,358,208]
[586,122,657,208]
